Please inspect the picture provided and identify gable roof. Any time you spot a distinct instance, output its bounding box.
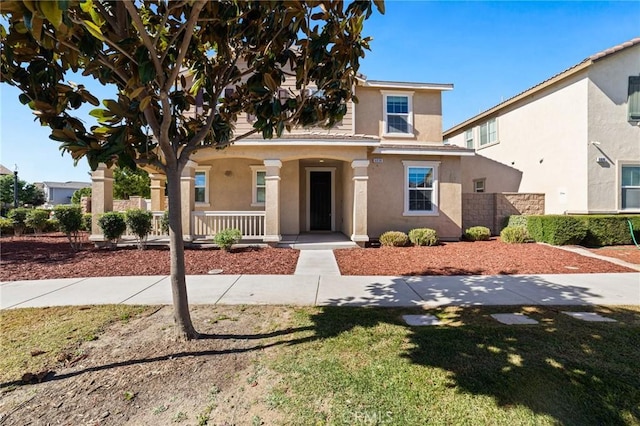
[0,164,12,175]
[42,181,91,190]
[443,37,640,137]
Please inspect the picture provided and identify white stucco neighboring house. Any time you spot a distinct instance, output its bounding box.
[444,38,640,214]
[39,181,91,207]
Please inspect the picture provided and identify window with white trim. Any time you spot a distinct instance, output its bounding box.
[403,161,439,215]
[474,178,485,193]
[628,76,640,121]
[194,170,208,204]
[465,129,474,149]
[621,165,640,210]
[250,166,266,206]
[479,118,497,146]
[383,92,413,136]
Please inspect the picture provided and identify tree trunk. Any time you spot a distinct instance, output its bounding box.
[165,166,200,340]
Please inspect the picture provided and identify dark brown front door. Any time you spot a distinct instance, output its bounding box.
[310,171,332,231]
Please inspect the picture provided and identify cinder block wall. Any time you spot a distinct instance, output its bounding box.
[462,193,545,235]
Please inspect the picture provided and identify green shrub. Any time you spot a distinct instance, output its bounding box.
[506,215,529,228]
[500,226,532,244]
[464,226,491,241]
[408,228,438,246]
[44,218,59,233]
[0,217,14,235]
[25,209,50,234]
[125,209,153,250]
[81,213,93,232]
[578,215,640,246]
[53,205,84,251]
[214,228,242,251]
[98,212,127,246]
[526,215,587,246]
[379,231,409,247]
[161,210,170,235]
[7,207,29,236]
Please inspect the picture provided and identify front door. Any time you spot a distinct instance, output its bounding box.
[309,171,332,231]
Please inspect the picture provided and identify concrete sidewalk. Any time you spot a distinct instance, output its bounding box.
[1,273,638,309]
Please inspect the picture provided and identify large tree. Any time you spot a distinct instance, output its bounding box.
[1,0,383,339]
[0,174,46,207]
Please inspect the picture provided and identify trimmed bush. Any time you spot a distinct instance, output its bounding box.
[25,209,50,235]
[214,228,242,251]
[125,209,153,250]
[408,228,438,246]
[54,205,84,251]
[98,212,127,246]
[44,218,59,233]
[379,231,409,247]
[464,226,491,241]
[7,207,29,236]
[506,215,529,228]
[500,226,532,244]
[161,210,170,235]
[526,215,587,246]
[0,217,14,235]
[578,215,640,247]
[81,213,93,232]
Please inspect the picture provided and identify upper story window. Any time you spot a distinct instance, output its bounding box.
[474,178,486,193]
[479,118,497,147]
[382,92,413,137]
[465,129,474,149]
[628,76,640,121]
[402,161,439,216]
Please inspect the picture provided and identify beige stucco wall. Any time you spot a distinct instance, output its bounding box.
[342,161,354,237]
[449,71,590,214]
[460,154,522,193]
[587,44,640,212]
[354,86,443,142]
[367,155,462,240]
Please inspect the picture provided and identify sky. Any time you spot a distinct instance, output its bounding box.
[1,1,639,184]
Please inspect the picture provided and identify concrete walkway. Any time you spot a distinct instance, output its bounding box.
[1,272,638,309]
[294,250,341,275]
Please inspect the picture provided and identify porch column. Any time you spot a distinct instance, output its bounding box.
[180,161,196,241]
[89,163,113,242]
[149,173,167,211]
[263,159,282,245]
[351,160,370,246]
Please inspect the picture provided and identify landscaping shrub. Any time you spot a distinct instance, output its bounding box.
[25,209,50,235]
[98,211,127,247]
[44,218,59,233]
[161,210,170,234]
[379,231,409,247]
[506,215,529,228]
[214,228,242,251]
[0,217,13,235]
[54,205,84,251]
[408,228,438,246]
[500,226,532,244]
[464,226,491,241]
[125,209,153,250]
[7,207,30,236]
[578,215,640,247]
[81,213,93,232]
[526,215,587,246]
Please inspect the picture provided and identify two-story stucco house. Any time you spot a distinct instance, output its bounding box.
[445,38,640,215]
[40,181,91,207]
[91,74,474,245]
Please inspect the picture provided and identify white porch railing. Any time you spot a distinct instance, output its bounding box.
[191,211,266,238]
[122,211,166,237]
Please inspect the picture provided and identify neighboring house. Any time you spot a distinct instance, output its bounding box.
[40,181,91,207]
[91,74,475,244]
[445,38,640,215]
[0,164,13,176]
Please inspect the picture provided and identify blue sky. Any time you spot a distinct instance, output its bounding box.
[1,1,638,184]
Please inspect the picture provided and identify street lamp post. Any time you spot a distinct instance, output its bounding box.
[13,165,19,208]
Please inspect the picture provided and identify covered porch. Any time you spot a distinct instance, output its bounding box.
[89,141,374,246]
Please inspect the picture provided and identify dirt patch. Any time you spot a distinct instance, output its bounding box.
[0,306,293,425]
[334,240,636,276]
[0,234,299,281]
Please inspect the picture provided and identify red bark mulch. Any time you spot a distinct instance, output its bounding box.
[334,240,637,276]
[0,233,299,282]
[587,245,640,266]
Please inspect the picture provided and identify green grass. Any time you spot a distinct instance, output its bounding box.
[0,305,151,385]
[268,305,640,425]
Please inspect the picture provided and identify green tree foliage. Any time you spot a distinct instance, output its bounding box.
[125,209,153,249]
[53,204,83,251]
[25,209,50,235]
[1,0,383,339]
[7,207,29,235]
[114,167,151,199]
[0,175,45,207]
[98,211,126,246]
[71,187,91,204]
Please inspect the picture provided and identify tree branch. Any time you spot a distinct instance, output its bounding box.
[123,0,165,86]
